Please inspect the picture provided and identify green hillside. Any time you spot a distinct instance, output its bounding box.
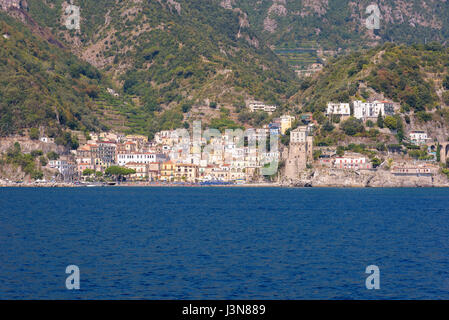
[3,1,449,140]
[0,11,110,136]
[225,0,449,68]
[27,0,299,106]
[296,43,449,125]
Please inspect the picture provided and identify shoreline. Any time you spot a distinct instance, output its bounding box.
[1,182,449,188]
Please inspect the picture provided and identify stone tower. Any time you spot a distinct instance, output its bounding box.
[284,126,313,179]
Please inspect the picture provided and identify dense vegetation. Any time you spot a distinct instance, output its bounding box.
[0,142,44,180]
[26,0,300,137]
[296,43,449,118]
[0,12,110,136]
[3,1,449,142]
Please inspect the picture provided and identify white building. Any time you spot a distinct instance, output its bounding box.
[353,100,394,120]
[49,158,76,179]
[334,154,371,170]
[248,101,277,113]
[39,137,55,143]
[409,131,429,145]
[117,153,166,166]
[326,102,351,117]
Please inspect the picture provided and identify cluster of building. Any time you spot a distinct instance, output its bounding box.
[36,95,445,183]
[44,127,286,183]
[326,100,395,120]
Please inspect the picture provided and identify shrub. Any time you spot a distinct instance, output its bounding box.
[47,151,60,160]
[39,156,48,167]
[30,150,43,158]
[29,128,39,140]
[371,157,382,168]
[340,117,365,136]
[384,116,398,130]
[415,111,432,122]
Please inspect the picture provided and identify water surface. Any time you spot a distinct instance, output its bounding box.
[1,187,448,299]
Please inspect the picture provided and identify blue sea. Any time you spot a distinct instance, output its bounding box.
[0,187,449,299]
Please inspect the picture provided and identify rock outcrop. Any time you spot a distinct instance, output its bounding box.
[281,167,449,188]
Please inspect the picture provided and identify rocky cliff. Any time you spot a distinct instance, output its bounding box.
[283,167,449,188]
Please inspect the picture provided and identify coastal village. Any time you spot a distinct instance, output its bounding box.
[1,99,449,187]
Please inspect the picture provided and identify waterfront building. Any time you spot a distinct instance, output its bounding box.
[117,152,166,166]
[125,162,149,181]
[174,163,198,183]
[160,161,176,182]
[391,166,435,176]
[285,126,314,178]
[334,154,371,170]
[48,156,76,180]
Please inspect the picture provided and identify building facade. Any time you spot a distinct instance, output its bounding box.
[285,126,314,179]
[353,100,394,120]
[326,102,351,118]
[409,131,429,145]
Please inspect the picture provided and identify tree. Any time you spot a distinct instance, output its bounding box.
[312,111,326,125]
[340,117,364,136]
[181,102,192,113]
[83,168,95,176]
[371,157,382,168]
[30,150,43,158]
[377,111,384,128]
[336,146,345,157]
[443,75,449,90]
[32,171,44,180]
[384,116,398,130]
[105,166,136,181]
[29,128,39,140]
[437,143,441,162]
[322,121,335,132]
[39,156,48,167]
[281,129,291,146]
[47,151,60,160]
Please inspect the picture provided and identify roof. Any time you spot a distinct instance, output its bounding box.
[125,162,147,166]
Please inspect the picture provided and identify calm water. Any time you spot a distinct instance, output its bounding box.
[0,187,449,299]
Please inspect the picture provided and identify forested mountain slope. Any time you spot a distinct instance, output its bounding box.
[0,11,109,136]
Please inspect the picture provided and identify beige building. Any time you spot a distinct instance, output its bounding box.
[174,164,198,183]
[125,162,148,181]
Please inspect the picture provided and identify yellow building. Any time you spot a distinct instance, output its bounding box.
[280,115,295,135]
[160,161,176,182]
